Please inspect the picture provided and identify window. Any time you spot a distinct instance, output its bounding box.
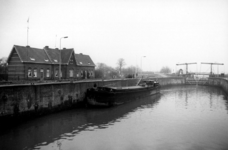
[34,69,37,77]
[28,68,32,77]
[46,69,50,77]
[80,71,83,77]
[70,58,73,64]
[85,71,87,78]
[90,71,93,77]
[69,69,73,77]
[40,69,44,78]
[88,71,91,77]
[55,69,58,77]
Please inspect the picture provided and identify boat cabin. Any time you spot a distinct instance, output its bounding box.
[139,80,159,87]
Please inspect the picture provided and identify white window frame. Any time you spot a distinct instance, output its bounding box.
[34,69,37,77]
[28,68,32,77]
[46,69,50,77]
[80,71,83,77]
[69,69,73,77]
[40,68,44,78]
[55,69,58,77]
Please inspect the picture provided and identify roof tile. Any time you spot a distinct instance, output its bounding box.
[9,45,94,67]
[75,53,95,67]
[14,45,51,64]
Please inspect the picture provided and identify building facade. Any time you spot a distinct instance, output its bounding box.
[7,45,95,81]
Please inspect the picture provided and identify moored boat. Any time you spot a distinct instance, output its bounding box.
[85,80,160,107]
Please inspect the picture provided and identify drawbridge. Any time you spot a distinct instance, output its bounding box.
[176,62,224,85]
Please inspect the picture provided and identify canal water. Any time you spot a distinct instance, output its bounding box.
[1,85,228,150]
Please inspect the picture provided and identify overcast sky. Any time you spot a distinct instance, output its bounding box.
[0,0,227,73]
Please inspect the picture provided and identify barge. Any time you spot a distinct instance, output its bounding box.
[85,80,160,107]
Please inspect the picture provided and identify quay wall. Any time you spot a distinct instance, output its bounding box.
[2,76,228,119]
[0,79,138,116]
[152,77,185,86]
[206,78,228,94]
[0,77,185,117]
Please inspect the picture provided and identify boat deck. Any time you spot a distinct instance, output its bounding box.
[109,85,148,90]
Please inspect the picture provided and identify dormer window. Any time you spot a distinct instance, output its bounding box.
[88,62,90,65]
[80,62,83,64]
[54,59,58,62]
[44,59,49,62]
[30,57,35,61]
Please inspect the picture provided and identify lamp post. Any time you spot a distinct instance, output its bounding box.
[59,36,68,80]
[141,56,146,72]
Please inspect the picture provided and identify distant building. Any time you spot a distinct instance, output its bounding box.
[0,57,8,81]
[6,45,95,81]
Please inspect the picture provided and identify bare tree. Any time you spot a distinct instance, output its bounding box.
[160,66,171,74]
[95,63,119,79]
[96,63,107,70]
[117,58,126,76]
[95,63,107,78]
[122,66,137,78]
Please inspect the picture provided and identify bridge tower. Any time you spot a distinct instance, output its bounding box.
[201,62,224,75]
[176,62,197,74]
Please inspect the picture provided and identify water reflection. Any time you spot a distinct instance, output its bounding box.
[161,85,228,112]
[1,85,228,150]
[0,94,160,150]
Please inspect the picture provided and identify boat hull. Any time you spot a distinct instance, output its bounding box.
[85,86,160,107]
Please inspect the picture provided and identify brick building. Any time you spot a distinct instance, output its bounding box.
[7,45,95,81]
[75,53,96,79]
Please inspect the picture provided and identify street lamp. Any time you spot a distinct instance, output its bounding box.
[141,56,146,72]
[59,36,68,80]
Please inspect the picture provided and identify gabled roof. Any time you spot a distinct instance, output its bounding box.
[61,48,74,64]
[8,45,51,64]
[44,46,74,65]
[44,46,60,64]
[7,45,94,66]
[75,53,95,67]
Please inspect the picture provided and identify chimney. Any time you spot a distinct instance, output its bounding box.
[26,45,30,48]
[44,46,49,49]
